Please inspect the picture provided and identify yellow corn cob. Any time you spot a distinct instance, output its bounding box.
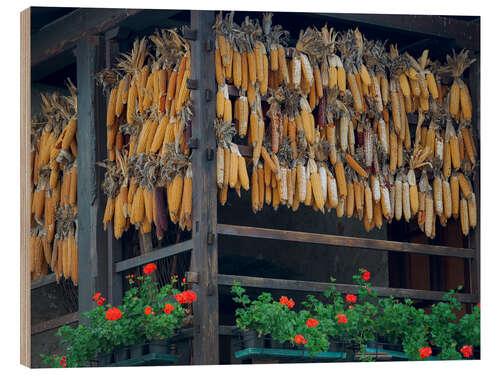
[457,172,472,200]
[394,175,402,221]
[233,48,242,88]
[228,144,239,189]
[443,178,452,219]
[238,155,250,191]
[460,197,469,236]
[451,173,460,219]
[169,174,184,222]
[468,193,476,229]
[449,79,460,117]
[107,87,118,126]
[335,160,347,198]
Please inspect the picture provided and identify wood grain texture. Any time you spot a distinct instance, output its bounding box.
[217,224,475,258]
[218,274,478,303]
[190,10,219,365]
[76,35,109,320]
[31,313,78,336]
[20,7,31,367]
[115,239,194,273]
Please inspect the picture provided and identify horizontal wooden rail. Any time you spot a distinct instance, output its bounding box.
[31,273,57,290]
[31,312,79,335]
[217,224,474,258]
[218,274,478,303]
[115,239,194,273]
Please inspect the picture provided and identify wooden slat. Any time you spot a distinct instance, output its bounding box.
[31,273,56,290]
[31,312,79,335]
[20,8,31,367]
[316,14,479,51]
[217,224,474,258]
[218,274,478,303]
[115,240,194,273]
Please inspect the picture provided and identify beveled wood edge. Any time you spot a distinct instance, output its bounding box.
[20,7,31,368]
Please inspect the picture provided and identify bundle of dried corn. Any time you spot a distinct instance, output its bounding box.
[212,11,478,239]
[30,79,79,284]
[98,28,194,240]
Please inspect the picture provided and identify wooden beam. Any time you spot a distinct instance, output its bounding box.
[31,313,79,335]
[217,224,475,258]
[31,273,56,290]
[218,274,478,303]
[115,239,194,273]
[190,10,219,365]
[76,35,108,319]
[31,8,143,67]
[315,13,479,51]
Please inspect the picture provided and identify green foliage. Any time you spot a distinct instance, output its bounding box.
[232,269,480,362]
[42,270,191,368]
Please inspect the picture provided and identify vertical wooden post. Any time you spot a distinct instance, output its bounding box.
[104,34,123,306]
[190,10,219,365]
[76,35,109,317]
[468,54,480,300]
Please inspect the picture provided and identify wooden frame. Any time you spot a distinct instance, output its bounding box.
[23,8,480,367]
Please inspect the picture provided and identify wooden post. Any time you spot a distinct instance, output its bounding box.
[189,10,219,365]
[104,33,124,306]
[76,35,109,318]
[468,53,480,300]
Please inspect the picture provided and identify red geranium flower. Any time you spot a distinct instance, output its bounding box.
[184,290,197,303]
[294,334,307,345]
[336,313,348,324]
[164,303,175,314]
[143,263,157,275]
[280,296,289,305]
[175,291,197,304]
[93,293,101,301]
[182,277,186,284]
[478,302,480,309]
[105,307,122,321]
[362,270,371,281]
[345,294,357,303]
[460,345,473,358]
[348,305,354,309]
[306,318,319,328]
[144,306,153,315]
[287,299,295,309]
[97,298,104,306]
[419,346,432,359]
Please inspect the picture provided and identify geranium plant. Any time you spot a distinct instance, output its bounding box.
[42,263,196,368]
[232,269,480,361]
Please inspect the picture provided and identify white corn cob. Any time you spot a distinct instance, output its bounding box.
[433,174,443,216]
[371,175,381,203]
[340,115,349,152]
[297,163,306,203]
[319,164,327,202]
[442,178,452,219]
[327,170,338,208]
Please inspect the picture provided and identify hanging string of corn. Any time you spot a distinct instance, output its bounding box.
[97,27,194,240]
[211,11,478,238]
[30,79,79,284]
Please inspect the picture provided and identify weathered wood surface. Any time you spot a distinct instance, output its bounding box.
[315,14,479,51]
[30,273,56,290]
[31,312,79,335]
[76,35,108,319]
[217,224,475,258]
[115,240,194,273]
[218,274,478,303]
[31,8,143,67]
[190,10,219,365]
